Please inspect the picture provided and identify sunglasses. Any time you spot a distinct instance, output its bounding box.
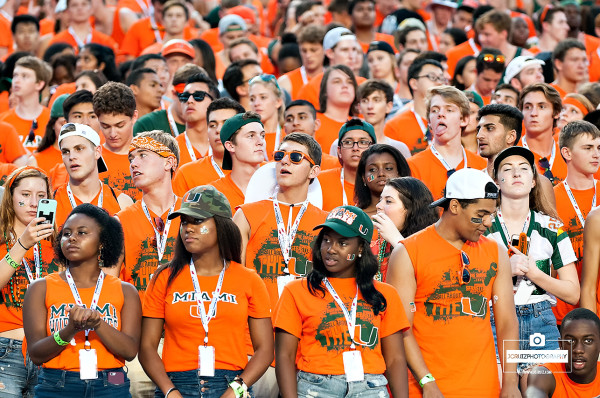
[249,74,281,91]
[459,251,471,285]
[273,150,315,165]
[151,217,165,248]
[178,91,213,103]
[26,119,38,143]
[538,157,557,184]
[482,54,506,64]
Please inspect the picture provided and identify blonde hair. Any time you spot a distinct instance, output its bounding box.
[249,77,285,128]
[425,85,470,120]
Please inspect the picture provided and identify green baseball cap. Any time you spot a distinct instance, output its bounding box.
[338,119,377,143]
[220,113,264,171]
[51,94,70,118]
[464,90,483,108]
[314,205,374,242]
[168,186,232,220]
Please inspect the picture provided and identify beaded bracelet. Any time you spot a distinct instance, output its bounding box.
[53,330,70,346]
[4,252,19,270]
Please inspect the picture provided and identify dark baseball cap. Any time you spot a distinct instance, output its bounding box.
[493,147,535,178]
[168,186,232,220]
[338,119,377,143]
[314,205,374,242]
[220,113,264,170]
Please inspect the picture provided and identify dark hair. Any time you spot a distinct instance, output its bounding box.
[125,67,157,86]
[552,38,586,64]
[63,89,94,119]
[385,177,439,237]
[561,308,600,335]
[355,144,411,209]
[286,100,317,119]
[559,120,600,151]
[495,83,519,97]
[519,83,562,128]
[357,79,394,103]
[80,43,121,82]
[93,81,137,117]
[1,51,31,81]
[407,58,442,96]
[11,14,39,34]
[75,70,108,90]
[118,60,134,82]
[131,53,166,71]
[414,50,447,64]
[189,39,218,84]
[440,198,478,211]
[207,97,245,123]
[42,43,72,63]
[154,215,242,288]
[443,27,467,47]
[278,42,301,65]
[308,227,387,315]
[37,116,62,153]
[397,26,425,48]
[478,103,524,144]
[476,48,505,74]
[186,72,220,101]
[319,65,358,114]
[50,54,77,84]
[222,59,259,102]
[282,132,322,167]
[296,0,322,21]
[54,204,124,268]
[348,0,374,14]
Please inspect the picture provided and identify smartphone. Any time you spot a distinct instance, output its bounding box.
[107,371,125,385]
[37,199,57,227]
[511,233,529,255]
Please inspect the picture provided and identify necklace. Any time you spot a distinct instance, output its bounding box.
[375,237,388,282]
[3,232,42,308]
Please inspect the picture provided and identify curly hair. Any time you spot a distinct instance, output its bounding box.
[93,81,136,117]
[54,204,124,268]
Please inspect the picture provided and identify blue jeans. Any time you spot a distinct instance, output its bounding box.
[155,369,250,398]
[34,367,130,398]
[0,337,37,398]
[297,371,389,397]
[516,301,560,373]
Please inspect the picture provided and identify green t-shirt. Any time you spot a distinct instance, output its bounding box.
[133,109,185,137]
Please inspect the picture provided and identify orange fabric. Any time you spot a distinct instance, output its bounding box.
[384,108,429,155]
[407,147,487,200]
[359,32,397,53]
[550,83,568,99]
[209,174,245,213]
[446,39,479,78]
[116,197,182,298]
[283,67,308,100]
[40,18,55,36]
[43,272,125,371]
[274,277,409,374]
[0,108,50,152]
[552,183,598,323]
[48,163,69,191]
[540,362,600,397]
[172,155,230,197]
[175,133,205,167]
[0,240,58,333]
[527,46,541,55]
[589,48,600,84]
[584,34,600,56]
[321,153,340,170]
[110,0,152,46]
[99,148,142,201]
[517,140,568,185]
[318,167,355,211]
[0,121,26,163]
[48,82,77,110]
[315,113,345,153]
[198,28,221,52]
[0,13,13,52]
[54,182,124,229]
[33,146,62,175]
[0,162,18,185]
[374,7,385,27]
[402,225,500,397]
[0,91,9,114]
[143,262,271,372]
[264,131,280,160]
[297,72,367,111]
[49,29,118,54]
[130,135,175,158]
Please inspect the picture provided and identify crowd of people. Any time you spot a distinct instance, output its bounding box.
[2,0,600,396]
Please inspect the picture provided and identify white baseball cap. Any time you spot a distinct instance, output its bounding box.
[504,56,545,84]
[430,168,499,208]
[323,27,356,51]
[58,123,108,173]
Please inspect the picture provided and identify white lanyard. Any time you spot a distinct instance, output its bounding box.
[496,207,531,244]
[22,243,41,283]
[65,268,105,344]
[166,106,180,137]
[274,125,282,153]
[141,196,176,262]
[340,168,348,206]
[68,27,92,50]
[183,132,197,162]
[522,136,556,171]
[300,66,308,85]
[430,144,467,171]
[210,156,225,178]
[323,278,358,349]
[135,0,162,44]
[0,10,12,22]
[135,0,151,17]
[273,196,308,269]
[468,38,480,55]
[428,31,438,52]
[66,182,103,210]
[563,180,597,227]
[411,109,427,140]
[189,259,226,345]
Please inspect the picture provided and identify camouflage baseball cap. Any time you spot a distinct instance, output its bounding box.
[314,205,374,242]
[168,186,232,220]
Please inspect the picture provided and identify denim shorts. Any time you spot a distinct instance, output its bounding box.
[0,337,37,398]
[297,371,389,398]
[34,367,130,398]
[155,369,250,398]
[516,301,560,373]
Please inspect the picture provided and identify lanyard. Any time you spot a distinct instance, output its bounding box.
[522,136,556,171]
[183,132,197,162]
[411,109,428,142]
[323,278,358,349]
[0,10,12,22]
[68,27,92,50]
[189,259,226,345]
[136,0,163,43]
[563,179,597,227]
[300,66,308,85]
[430,144,467,171]
[210,155,225,178]
[468,38,480,55]
[496,207,531,246]
[22,243,41,283]
[65,268,105,346]
[273,196,308,269]
[141,196,176,262]
[340,168,348,206]
[66,182,103,210]
[166,106,180,137]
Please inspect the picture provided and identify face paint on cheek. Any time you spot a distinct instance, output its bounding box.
[347,254,356,260]
[18,202,25,207]
[200,226,209,234]
[470,217,483,224]
[367,174,375,182]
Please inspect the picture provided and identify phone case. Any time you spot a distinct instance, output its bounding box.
[37,199,57,227]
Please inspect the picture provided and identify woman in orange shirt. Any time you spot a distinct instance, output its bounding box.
[274,205,409,398]
[249,74,284,160]
[23,204,142,397]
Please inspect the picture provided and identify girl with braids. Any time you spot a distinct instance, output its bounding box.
[274,205,409,398]
[0,166,57,396]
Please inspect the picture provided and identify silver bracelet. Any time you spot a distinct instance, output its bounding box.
[165,387,178,398]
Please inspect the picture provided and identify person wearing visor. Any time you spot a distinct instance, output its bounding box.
[274,205,409,397]
[387,168,520,397]
[140,185,273,398]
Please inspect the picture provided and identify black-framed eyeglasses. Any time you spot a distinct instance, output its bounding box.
[273,150,315,165]
[178,91,213,103]
[416,73,446,84]
[340,139,373,149]
[459,251,471,285]
[26,119,38,143]
[538,157,557,184]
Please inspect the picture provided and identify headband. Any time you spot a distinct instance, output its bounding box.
[7,166,47,189]
[129,136,176,160]
[563,97,589,116]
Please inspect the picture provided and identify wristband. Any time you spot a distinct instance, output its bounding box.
[165,387,178,397]
[4,253,19,270]
[419,373,435,387]
[17,238,29,250]
[229,377,248,398]
[53,330,70,346]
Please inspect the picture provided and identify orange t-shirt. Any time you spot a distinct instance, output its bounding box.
[314,113,346,153]
[110,0,152,46]
[552,182,598,323]
[48,163,69,191]
[0,121,26,163]
[118,18,197,59]
[318,167,355,211]
[240,199,327,311]
[297,72,367,110]
[321,153,340,170]
[402,225,500,397]
[407,147,487,200]
[43,272,125,371]
[384,107,429,155]
[48,83,77,110]
[446,38,479,77]
[0,162,18,185]
[539,362,600,397]
[0,14,12,52]
[0,239,59,333]
[358,32,397,54]
[175,133,205,167]
[210,174,245,213]
[550,83,568,99]
[172,155,229,197]
[143,262,271,372]
[33,146,62,175]
[99,148,142,202]
[584,34,600,56]
[54,182,124,229]
[49,29,118,54]
[274,277,409,375]
[518,139,568,186]
[0,107,51,151]
[589,48,600,83]
[282,67,309,100]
